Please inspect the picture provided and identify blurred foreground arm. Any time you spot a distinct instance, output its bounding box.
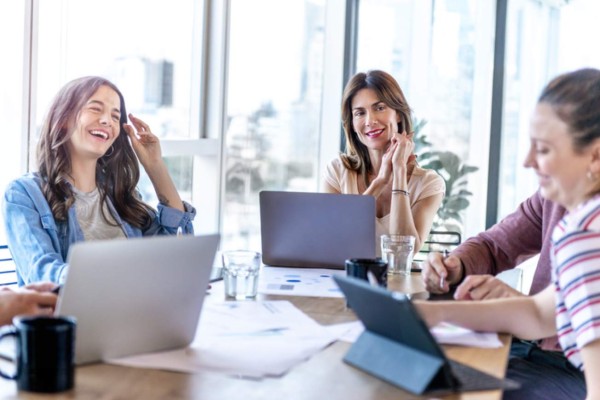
[415,285,556,340]
[0,285,58,326]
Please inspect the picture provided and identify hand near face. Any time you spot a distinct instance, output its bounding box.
[0,287,57,326]
[390,123,415,169]
[376,140,397,183]
[123,114,163,168]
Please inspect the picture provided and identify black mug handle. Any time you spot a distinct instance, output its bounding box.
[0,326,18,380]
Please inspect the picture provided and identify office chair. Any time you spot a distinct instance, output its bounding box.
[413,230,462,263]
[0,245,18,288]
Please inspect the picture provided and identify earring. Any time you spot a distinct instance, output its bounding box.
[587,170,598,181]
[103,145,114,158]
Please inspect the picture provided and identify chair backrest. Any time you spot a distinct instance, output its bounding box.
[414,230,462,263]
[0,245,18,288]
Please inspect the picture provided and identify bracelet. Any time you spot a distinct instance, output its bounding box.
[391,189,410,196]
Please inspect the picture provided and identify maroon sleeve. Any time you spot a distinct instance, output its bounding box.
[452,191,550,277]
[453,190,565,350]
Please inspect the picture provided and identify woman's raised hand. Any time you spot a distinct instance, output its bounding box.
[376,140,397,183]
[123,113,163,168]
[391,125,414,169]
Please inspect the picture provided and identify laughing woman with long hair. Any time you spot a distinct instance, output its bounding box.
[2,76,196,285]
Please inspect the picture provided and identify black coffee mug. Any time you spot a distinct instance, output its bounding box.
[345,258,388,288]
[0,315,76,393]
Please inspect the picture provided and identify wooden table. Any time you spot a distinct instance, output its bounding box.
[0,274,511,399]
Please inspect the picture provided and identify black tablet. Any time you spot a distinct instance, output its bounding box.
[333,275,519,395]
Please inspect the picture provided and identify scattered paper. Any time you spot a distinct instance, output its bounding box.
[335,320,502,348]
[258,266,345,298]
[327,321,364,343]
[107,301,342,378]
[430,322,503,348]
[107,272,501,378]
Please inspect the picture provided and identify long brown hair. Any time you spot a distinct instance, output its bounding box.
[340,70,413,187]
[37,76,154,229]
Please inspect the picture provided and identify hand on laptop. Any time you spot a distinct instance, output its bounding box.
[0,284,58,326]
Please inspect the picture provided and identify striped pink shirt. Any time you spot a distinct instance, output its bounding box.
[551,195,600,370]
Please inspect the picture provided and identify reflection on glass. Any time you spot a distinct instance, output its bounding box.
[223,0,326,250]
[138,156,193,208]
[35,0,199,141]
[358,0,478,159]
[499,0,554,219]
[356,0,415,87]
[499,0,600,220]
[33,0,201,230]
[0,1,25,244]
[356,0,492,235]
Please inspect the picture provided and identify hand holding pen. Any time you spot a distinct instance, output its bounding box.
[439,250,449,289]
[421,250,464,294]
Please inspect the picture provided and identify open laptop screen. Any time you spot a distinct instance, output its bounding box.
[56,234,219,364]
[260,191,376,269]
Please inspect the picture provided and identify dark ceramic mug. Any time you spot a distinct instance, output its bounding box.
[0,315,76,393]
[345,258,388,288]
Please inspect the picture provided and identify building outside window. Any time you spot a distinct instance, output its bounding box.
[222,0,327,251]
[4,0,600,252]
[31,0,209,232]
[355,0,496,237]
[0,1,26,245]
[498,0,600,220]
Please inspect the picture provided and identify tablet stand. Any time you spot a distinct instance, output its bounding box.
[343,330,454,395]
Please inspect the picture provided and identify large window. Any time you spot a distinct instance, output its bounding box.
[0,1,26,245]
[35,0,202,140]
[356,0,496,237]
[30,0,210,232]
[6,0,600,253]
[498,0,600,219]
[498,0,555,219]
[221,0,327,251]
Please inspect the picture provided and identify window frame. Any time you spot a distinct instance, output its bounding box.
[14,0,573,243]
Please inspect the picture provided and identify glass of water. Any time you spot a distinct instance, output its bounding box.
[221,250,261,300]
[381,235,415,276]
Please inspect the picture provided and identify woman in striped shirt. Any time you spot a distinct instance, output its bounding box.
[417,68,600,400]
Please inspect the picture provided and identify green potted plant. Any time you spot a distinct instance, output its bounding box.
[413,119,478,235]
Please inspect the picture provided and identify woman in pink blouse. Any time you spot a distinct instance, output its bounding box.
[323,70,445,253]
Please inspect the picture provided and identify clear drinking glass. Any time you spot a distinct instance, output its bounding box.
[221,250,261,300]
[381,235,415,276]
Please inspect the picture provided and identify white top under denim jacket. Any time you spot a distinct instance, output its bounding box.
[2,173,196,286]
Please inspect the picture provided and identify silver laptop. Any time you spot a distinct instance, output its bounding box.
[55,233,220,364]
[259,191,376,269]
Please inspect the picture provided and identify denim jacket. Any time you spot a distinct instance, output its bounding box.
[2,173,196,285]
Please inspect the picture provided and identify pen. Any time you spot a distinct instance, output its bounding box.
[440,249,449,289]
[176,226,183,237]
[367,271,379,287]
